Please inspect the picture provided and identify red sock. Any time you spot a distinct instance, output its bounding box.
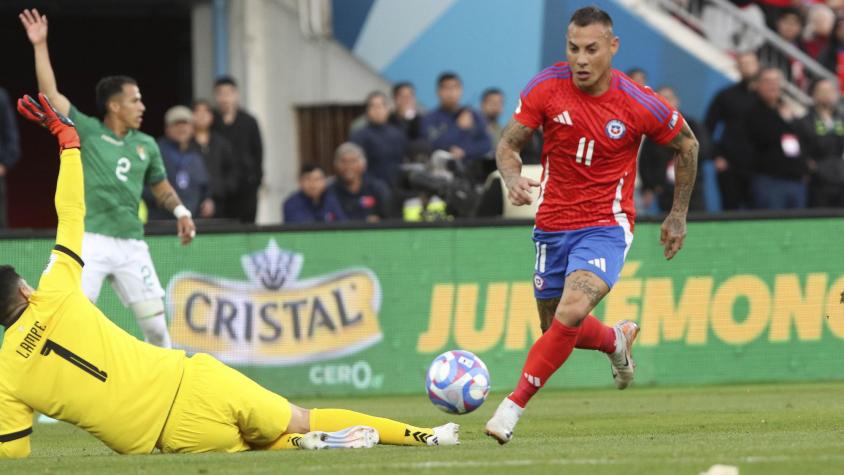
[509,319,579,408]
[575,315,616,354]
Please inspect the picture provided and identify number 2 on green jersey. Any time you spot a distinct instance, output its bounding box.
[115,157,131,182]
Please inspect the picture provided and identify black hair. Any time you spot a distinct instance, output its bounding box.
[214,76,238,89]
[437,72,461,88]
[481,88,503,101]
[300,163,324,177]
[626,67,646,77]
[777,7,802,21]
[95,75,137,117]
[569,6,613,28]
[0,265,21,326]
[392,82,414,97]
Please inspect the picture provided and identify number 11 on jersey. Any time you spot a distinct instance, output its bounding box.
[576,137,595,166]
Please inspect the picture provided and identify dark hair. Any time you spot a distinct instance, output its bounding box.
[777,7,802,21]
[626,67,645,77]
[569,6,613,28]
[0,265,21,325]
[214,76,238,89]
[95,75,137,117]
[300,163,324,177]
[481,88,503,101]
[192,98,213,111]
[392,82,414,97]
[365,91,388,107]
[437,72,461,88]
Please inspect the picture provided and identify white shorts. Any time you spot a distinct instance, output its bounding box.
[81,232,165,306]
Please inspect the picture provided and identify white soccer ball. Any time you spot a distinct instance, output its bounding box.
[425,350,490,414]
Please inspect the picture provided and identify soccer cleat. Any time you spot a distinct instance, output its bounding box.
[608,319,640,389]
[484,398,523,445]
[297,431,330,450]
[429,422,460,446]
[321,425,380,449]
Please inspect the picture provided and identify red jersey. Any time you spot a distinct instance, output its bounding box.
[514,62,684,233]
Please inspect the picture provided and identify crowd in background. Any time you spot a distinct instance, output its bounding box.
[3,11,844,227]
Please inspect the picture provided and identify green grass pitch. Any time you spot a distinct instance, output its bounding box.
[3,382,844,474]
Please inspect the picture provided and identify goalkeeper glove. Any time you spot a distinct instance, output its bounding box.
[17,93,80,151]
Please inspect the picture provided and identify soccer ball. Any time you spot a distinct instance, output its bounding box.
[426,350,490,414]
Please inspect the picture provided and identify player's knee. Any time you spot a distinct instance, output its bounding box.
[285,404,310,434]
[554,296,592,326]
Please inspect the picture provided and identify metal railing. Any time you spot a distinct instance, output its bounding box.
[649,0,836,106]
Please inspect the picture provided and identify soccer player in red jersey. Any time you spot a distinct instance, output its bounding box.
[485,6,699,444]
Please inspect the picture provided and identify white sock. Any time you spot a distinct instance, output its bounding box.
[130,299,172,348]
[136,315,172,348]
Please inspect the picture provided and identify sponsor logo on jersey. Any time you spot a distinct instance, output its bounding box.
[136,145,147,161]
[605,119,626,140]
[100,134,124,146]
[669,110,679,129]
[166,239,383,365]
[552,110,573,126]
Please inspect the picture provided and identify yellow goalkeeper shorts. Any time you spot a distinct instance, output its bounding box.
[156,353,292,453]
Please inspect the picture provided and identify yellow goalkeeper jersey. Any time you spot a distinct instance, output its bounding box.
[0,148,185,456]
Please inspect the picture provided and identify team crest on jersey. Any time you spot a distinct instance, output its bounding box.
[136,145,147,161]
[605,119,626,140]
[669,111,679,129]
[533,274,545,290]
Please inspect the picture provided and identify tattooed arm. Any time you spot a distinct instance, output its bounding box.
[660,122,699,260]
[149,179,196,245]
[497,119,540,206]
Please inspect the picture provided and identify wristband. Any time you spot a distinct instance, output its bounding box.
[173,204,192,219]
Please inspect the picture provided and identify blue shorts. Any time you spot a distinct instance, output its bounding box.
[532,225,632,299]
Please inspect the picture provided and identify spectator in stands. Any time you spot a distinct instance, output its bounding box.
[350,91,408,187]
[747,68,809,209]
[701,0,765,53]
[705,51,760,210]
[480,88,505,149]
[819,17,844,86]
[283,163,346,223]
[758,8,807,89]
[802,4,835,60]
[421,72,492,163]
[639,86,710,213]
[213,76,264,223]
[0,87,20,229]
[193,99,238,219]
[329,142,392,222]
[148,106,212,220]
[795,78,844,206]
[774,8,803,48]
[389,82,422,141]
[625,68,647,86]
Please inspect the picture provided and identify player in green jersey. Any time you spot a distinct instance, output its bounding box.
[20,8,194,349]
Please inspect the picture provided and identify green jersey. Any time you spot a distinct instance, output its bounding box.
[69,106,167,240]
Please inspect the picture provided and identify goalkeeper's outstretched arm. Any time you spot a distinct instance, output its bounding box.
[17,93,84,289]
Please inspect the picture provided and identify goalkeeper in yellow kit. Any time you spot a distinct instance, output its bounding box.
[0,94,458,459]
